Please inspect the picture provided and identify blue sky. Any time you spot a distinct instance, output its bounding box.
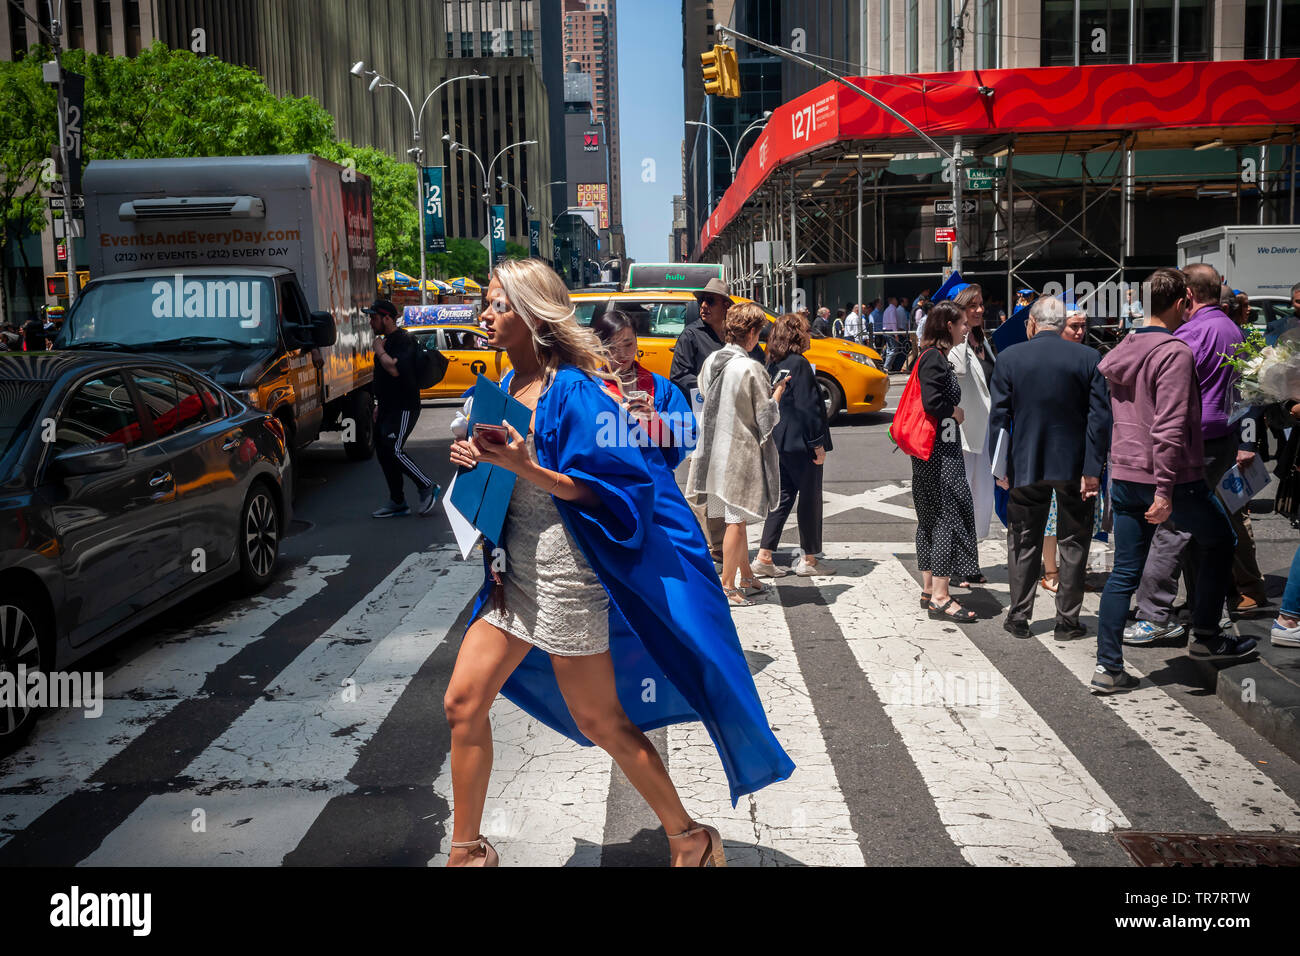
[617,2,684,263]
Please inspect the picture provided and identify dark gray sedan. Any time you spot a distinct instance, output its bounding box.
[0,352,291,750]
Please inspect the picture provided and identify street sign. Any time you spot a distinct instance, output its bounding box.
[935,227,957,243]
[48,194,85,210]
[966,168,1004,190]
[935,199,977,216]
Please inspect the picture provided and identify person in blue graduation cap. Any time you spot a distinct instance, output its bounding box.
[443,258,794,867]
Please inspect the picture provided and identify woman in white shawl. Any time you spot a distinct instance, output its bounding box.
[948,283,995,586]
[686,302,789,606]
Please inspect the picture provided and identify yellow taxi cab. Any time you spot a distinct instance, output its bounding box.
[397,302,509,399]
[569,285,888,419]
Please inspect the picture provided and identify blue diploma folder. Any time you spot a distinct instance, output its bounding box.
[448,374,534,546]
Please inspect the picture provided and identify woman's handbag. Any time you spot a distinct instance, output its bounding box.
[888,348,938,460]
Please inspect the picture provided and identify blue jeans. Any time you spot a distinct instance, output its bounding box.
[1281,544,1300,618]
[1097,479,1236,672]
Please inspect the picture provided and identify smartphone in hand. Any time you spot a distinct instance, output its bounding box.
[474,423,509,445]
[772,368,792,386]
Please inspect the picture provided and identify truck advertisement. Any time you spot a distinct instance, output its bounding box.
[63,154,379,461]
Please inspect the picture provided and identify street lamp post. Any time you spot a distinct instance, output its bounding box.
[443,136,535,267]
[350,62,488,305]
[686,113,769,218]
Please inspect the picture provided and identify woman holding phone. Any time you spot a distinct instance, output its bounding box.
[754,312,833,578]
[444,259,793,867]
[589,308,696,468]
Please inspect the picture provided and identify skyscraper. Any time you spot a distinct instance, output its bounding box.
[562,0,623,257]
[441,0,565,248]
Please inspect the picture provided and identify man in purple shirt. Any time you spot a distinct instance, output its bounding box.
[1124,263,1245,646]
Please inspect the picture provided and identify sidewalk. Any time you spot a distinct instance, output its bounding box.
[1194,509,1300,763]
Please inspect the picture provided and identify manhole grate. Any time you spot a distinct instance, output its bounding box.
[1116,831,1300,867]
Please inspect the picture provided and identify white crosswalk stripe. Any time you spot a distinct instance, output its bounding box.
[426,700,613,867]
[78,548,479,866]
[820,554,1128,866]
[0,556,348,850]
[1036,593,1300,833]
[3,535,1299,866]
[666,585,865,866]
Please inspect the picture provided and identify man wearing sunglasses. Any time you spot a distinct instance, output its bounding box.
[669,278,763,396]
[669,277,765,563]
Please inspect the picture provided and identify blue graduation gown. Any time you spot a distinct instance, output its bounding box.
[464,364,795,807]
[647,366,696,470]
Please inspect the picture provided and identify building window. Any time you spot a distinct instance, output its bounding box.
[906,0,919,72]
[521,29,534,57]
[1040,0,1212,65]
[937,0,954,69]
[95,0,112,51]
[67,0,84,49]
[462,31,474,56]
[977,0,999,68]
[880,0,891,73]
[446,32,454,56]
[124,0,140,56]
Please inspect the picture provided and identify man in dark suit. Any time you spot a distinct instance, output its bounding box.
[988,296,1111,640]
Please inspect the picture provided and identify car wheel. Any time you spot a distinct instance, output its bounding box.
[0,596,52,756]
[239,482,281,590]
[343,389,375,461]
[816,375,845,421]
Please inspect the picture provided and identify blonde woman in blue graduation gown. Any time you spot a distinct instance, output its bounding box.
[444,258,794,867]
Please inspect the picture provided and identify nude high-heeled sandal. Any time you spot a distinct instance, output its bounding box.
[449,835,499,867]
[666,822,727,867]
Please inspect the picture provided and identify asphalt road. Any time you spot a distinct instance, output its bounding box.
[2,380,1299,866]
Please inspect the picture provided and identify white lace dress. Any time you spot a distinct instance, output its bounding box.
[478,433,611,656]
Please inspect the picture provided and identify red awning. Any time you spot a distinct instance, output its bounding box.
[697,58,1300,255]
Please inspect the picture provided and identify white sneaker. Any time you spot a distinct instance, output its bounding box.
[752,560,787,578]
[1271,620,1300,647]
[793,558,833,577]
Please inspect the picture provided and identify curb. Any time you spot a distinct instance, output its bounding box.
[1188,651,1300,764]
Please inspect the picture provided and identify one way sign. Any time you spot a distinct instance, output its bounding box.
[935,199,977,216]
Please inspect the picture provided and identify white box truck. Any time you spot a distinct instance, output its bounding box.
[56,154,378,461]
[1176,225,1300,298]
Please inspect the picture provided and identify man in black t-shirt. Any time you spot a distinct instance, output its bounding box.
[365,299,438,518]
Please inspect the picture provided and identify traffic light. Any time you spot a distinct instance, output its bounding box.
[45,271,88,298]
[701,44,740,98]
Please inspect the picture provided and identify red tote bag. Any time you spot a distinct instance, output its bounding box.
[888,348,938,460]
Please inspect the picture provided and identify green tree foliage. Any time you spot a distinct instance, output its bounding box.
[421,238,530,285]
[0,42,468,299]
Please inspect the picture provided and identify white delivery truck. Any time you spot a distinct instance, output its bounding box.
[57,154,377,461]
[1176,225,1300,298]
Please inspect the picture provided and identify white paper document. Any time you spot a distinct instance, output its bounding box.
[990,428,1009,481]
[1216,454,1272,515]
[442,472,482,560]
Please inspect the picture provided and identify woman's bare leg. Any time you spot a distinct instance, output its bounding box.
[1043,536,1059,576]
[443,617,534,865]
[550,651,711,866]
[724,521,753,587]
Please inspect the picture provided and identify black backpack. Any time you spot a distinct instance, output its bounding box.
[414,339,449,389]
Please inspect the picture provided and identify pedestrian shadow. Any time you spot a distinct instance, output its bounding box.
[571,829,816,867]
[1139,654,1221,696]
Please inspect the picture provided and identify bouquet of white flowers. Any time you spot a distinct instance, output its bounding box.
[1223,327,1300,413]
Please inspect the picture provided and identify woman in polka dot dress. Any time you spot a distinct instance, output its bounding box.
[910,301,982,623]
